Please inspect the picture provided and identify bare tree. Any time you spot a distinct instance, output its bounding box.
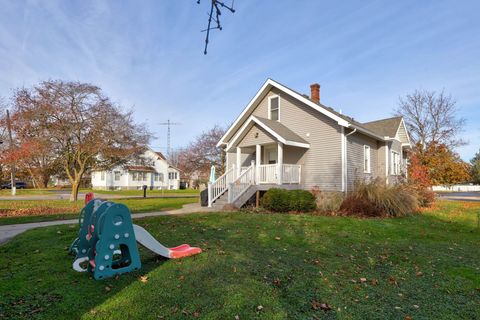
[394,89,466,152]
[12,80,150,201]
[177,125,226,184]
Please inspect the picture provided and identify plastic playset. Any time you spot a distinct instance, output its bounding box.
[70,193,201,280]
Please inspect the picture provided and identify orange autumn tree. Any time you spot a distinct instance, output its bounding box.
[407,151,435,206]
[418,143,471,185]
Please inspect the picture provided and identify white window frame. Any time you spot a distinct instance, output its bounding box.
[363,145,371,173]
[391,151,400,175]
[268,95,280,121]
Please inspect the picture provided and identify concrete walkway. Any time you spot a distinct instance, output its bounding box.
[437,192,480,202]
[0,203,217,245]
[0,193,198,201]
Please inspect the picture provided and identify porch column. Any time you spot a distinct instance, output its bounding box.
[256,144,261,184]
[277,142,283,185]
[236,147,242,177]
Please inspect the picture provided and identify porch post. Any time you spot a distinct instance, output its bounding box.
[277,142,283,185]
[256,144,261,184]
[236,147,241,177]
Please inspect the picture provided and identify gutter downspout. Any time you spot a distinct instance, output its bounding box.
[344,128,357,194]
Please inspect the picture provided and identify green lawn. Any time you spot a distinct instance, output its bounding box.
[0,198,198,225]
[0,188,54,196]
[1,201,479,319]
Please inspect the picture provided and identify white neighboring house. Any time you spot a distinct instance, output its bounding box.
[91,148,180,190]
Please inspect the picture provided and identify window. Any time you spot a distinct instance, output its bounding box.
[114,171,121,181]
[363,145,371,173]
[142,172,148,181]
[391,151,400,175]
[268,96,280,121]
[131,172,137,181]
[154,173,159,182]
[101,172,105,181]
[169,172,178,180]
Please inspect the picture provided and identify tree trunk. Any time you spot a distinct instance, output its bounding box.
[70,179,80,202]
[41,173,50,188]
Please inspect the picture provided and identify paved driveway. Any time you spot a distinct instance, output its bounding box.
[437,192,480,202]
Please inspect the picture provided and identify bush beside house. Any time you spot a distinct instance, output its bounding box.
[261,188,316,213]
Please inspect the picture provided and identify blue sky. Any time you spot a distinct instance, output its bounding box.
[1,0,479,160]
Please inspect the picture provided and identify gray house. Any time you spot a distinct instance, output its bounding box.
[209,79,411,208]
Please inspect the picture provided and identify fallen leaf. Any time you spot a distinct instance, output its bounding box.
[104,286,111,292]
[371,279,379,285]
[140,275,149,283]
[257,305,264,311]
[320,303,332,311]
[416,271,424,277]
[360,277,367,283]
[274,237,281,240]
[234,315,240,320]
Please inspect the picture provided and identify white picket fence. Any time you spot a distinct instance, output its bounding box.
[432,185,480,192]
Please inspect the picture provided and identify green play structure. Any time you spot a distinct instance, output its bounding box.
[70,195,201,280]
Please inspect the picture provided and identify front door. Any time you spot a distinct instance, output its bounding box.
[265,147,277,164]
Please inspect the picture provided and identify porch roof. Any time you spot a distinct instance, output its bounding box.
[227,115,310,151]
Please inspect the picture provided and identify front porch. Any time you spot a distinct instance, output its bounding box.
[208,142,303,208]
[209,116,309,208]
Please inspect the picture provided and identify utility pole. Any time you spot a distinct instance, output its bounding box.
[6,110,15,196]
[158,120,181,159]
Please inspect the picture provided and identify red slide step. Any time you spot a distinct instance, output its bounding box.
[169,244,202,259]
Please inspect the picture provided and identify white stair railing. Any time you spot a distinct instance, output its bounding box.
[208,167,235,207]
[228,163,255,204]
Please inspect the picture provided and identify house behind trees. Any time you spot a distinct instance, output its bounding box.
[91,148,180,190]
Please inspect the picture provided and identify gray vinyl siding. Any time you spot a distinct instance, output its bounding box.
[251,88,343,191]
[238,124,275,148]
[226,151,254,169]
[377,141,388,179]
[346,132,379,191]
[397,121,409,144]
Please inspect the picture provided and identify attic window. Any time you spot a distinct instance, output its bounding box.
[269,95,280,121]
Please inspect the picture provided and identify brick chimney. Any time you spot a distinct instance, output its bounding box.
[310,83,320,103]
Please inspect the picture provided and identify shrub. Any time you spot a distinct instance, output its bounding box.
[339,179,418,217]
[261,188,316,213]
[311,186,344,213]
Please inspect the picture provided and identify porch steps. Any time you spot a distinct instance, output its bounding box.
[211,191,229,209]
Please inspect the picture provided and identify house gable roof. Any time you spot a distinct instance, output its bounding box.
[362,116,403,138]
[218,78,391,146]
[227,115,310,151]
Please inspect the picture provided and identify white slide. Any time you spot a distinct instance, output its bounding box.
[133,224,171,258]
[133,224,202,259]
